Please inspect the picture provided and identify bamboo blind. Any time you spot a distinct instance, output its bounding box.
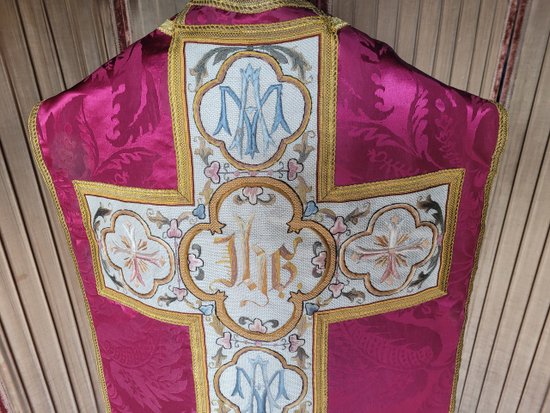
[0,0,548,412]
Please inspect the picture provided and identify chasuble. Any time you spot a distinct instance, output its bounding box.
[28,0,507,411]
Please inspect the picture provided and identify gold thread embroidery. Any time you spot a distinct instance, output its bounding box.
[339,203,438,296]
[100,210,176,299]
[179,177,337,341]
[448,101,509,413]
[157,19,175,36]
[73,180,211,412]
[193,51,313,171]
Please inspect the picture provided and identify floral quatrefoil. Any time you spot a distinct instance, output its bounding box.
[102,211,175,298]
[339,204,438,296]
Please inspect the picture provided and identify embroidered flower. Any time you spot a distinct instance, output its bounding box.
[216,332,232,350]
[248,318,267,334]
[288,334,305,352]
[241,187,263,205]
[204,161,221,184]
[169,285,188,301]
[311,251,326,271]
[167,219,182,238]
[287,158,304,181]
[328,282,344,298]
[330,216,347,235]
[188,253,204,272]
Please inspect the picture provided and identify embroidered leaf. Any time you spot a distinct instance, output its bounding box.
[291,347,310,369]
[211,347,227,369]
[176,211,192,224]
[342,288,366,303]
[194,136,214,165]
[295,314,310,337]
[319,208,337,220]
[344,205,371,225]
[417,194,443,230]
[295,175,312,204]
[199,180,214,204]
[293,131,315,164]
[147,209,170,229]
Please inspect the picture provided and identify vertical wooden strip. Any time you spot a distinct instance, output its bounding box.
[431,0,461,83]
[476,74,550,409]
[499,212,550,412]
[457,14,550,413]
[448,0,482,90]
[413,0,442,75]
[353,0,378,36]
[456,0,550,409]
[393,0,420,64]
[514,245,550,413]
[374,0,398,46]
[0,240,34,413]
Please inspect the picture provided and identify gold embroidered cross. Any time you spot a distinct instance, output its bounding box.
[73,17,463,413]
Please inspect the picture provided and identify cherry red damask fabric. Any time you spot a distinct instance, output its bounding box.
[31,2,503,412]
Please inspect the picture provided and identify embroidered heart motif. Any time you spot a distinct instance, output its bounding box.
[170,285,188,301]
[199,304,214,316]
[248,318,267,333]
[204,161,220,184]
[304,200,319,217]
[287,158,304,181]
[311,251,326,271]
[216,332,232,350]
[330,216,347,235]
[305,302,319,316]
[288,334,305,352]
[328,282,344,298]
[188,253,204,272]
[167,219,182,238]
[192,204,206,220]
[242,187,263,205]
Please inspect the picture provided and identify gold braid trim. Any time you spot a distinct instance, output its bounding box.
[448,101,509,412]
[27,102,112,413]
[186,0,323,15]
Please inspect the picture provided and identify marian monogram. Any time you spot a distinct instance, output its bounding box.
[73,18,464,413]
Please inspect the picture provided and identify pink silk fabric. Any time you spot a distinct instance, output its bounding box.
[33,3,500,412]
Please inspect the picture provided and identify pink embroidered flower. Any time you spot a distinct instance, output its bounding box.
[328,282,344,298]
[330,216,347,235]
[188,253,204,272]
[242,187,263,205]
[288,334,305,352]
[216,332,232,350]
[204,161,221,184]
[167,219,182,238]
[287,158,304,181]
[311,251,326,271]
[169,286,188,301]
[248,318,267,333]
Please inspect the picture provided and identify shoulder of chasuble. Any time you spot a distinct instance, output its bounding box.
[28,0,507,412]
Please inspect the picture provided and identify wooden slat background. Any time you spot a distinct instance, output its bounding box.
[0,0,548,412]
